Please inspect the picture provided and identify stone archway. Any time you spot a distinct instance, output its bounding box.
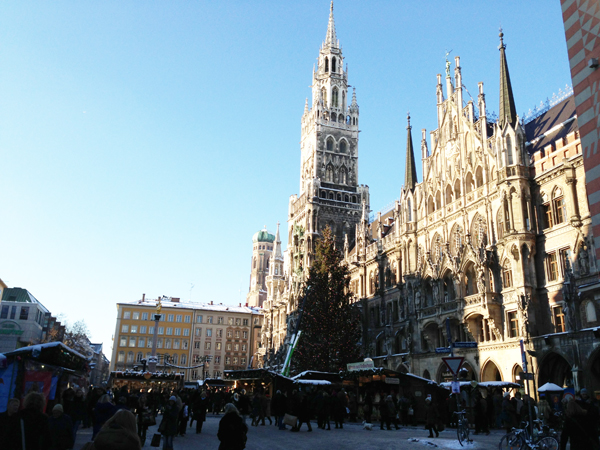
[538,352,572,388]
[481,359,502,382]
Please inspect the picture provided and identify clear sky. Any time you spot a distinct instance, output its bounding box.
[0,1,571,359]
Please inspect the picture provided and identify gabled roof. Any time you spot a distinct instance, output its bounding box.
[525,96,577,155]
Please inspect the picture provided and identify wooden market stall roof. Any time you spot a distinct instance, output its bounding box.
[224,368,293,384]
[3,342,88,373]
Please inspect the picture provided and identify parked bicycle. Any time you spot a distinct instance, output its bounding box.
[499,421,559,450]
[453,410,472,446]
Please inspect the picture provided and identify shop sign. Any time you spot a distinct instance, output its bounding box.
[385,377,399,385]
[347,360,374,372]
[0,322,23,335]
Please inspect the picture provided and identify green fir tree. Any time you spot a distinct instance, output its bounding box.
[292,227,362,374]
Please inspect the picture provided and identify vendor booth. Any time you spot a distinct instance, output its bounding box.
[224,368,293,395]
[0,342,89,413]
[108,370,185,393]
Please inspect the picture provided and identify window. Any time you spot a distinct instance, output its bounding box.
[131,325,138,333]
[226,357,231,365]
[142,312,148,321]
[197,315,203,323]
[183,340,188,349]
[340,141,347,153]
[19,307,29,320]
[236,318,241,326]
[227,343,232,351]
[118,352,125,362]
[195,328,202,336]
[227,331,233,338]
[140,326,147,334]
[136,352,143,362]
[215,356,221,364]
[168,314,174,322]
[194,342,200,349]
[206,329,212,337]
[147,339,153,348]
[129,338,136,347]
[181,355,187,365]
[0,306,8,319]
[176,315,182,323]
[547,252,559,282]
[207,316,213,324]
[120,336,127,347]
[122,325,129,333]
[560,248,572,273]
[218,317,224,324]
[542,201,553,229]
[127,352,134,363]
[123,311,131,319]
[243,319,249,326]
[175,328,181,336]
[158,327,164,335]
[149,326,154,335]
[586,301,598,322]
[234,331,240,339]
[234,343,239,351]
[172,354,178,364]
[185,315,191,323]
[241,357,246,365]
[205,342,212,350]
[553,306,565,333]
[508,311,519,338]
[157,338,163,348]
[183,329,190,336]
[242,344,247,352]
[132,312,140,320]
[216,329,223,338]
[233,357,238,365]
[228,318,234,325]
[174,340,180,349]
[554,189,566,225]
[165,339,171,349]
[216,342,222,350]
[242,331,248,339]
[9,306,16,320]
[503,263,513,288]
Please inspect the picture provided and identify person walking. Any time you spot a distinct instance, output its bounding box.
[473,390,489,435]
[425,397,440,438]
[292,392,313,432]
[192,391,210,434]
[92,394,116,440]
[48,404,74,450]
[159,396,179,450]
[271,390,287,430]
[8,391,50,450]
[218,403,248,450]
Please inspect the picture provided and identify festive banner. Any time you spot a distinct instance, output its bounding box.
[0,361,17,413]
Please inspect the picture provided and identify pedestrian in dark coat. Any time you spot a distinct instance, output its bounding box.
[48,404,74,450]
[501,392,516,432]
[159,396,179,450]
[91,409,141,450]
[192,391,210,434]
[271,390,287,430]
[7,391,50,450]
[560,396,600,450]
[292,393,312,432]
[0,398,19,445]
[92,394,117,440]
[218,403,248,450]
[425,397,439,438]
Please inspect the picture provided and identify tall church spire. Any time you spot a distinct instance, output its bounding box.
[404,113,418,191]
[324,1,338,48]
[498,29,517,129]
[273,222,283,260]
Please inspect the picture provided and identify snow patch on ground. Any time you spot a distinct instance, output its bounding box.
[408,438,485,449]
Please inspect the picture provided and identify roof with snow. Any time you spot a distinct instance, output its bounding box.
[119,299,263,315]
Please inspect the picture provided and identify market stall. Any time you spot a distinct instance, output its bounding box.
[0,342,89,412]
[224,368,293,395]
[107,370,185,393]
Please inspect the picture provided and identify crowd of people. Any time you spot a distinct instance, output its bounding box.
[0,382,598,449]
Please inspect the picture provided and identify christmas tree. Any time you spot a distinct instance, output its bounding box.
[292,227,362,374]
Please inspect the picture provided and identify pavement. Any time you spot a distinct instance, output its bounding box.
[73,417,508,450]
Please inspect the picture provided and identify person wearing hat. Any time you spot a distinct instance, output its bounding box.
[158,396,179,450]
[424,397,439,438]
[48,403,74,450]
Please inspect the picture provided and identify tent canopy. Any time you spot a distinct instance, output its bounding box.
[538,382,564,392]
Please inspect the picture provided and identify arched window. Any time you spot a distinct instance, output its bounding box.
[172,354,178,365]
[435,191,441,209]
[332,57,337,72]
[586,301,597,323]
[465,172,474,194]
[497,208,504,239]
[344,195,349,202]
[127,352,134,363]
[338,114,344,122]
[506,135,514,165]
[136,352,143,362]
[502,261,513,288]
[326,138,334,151]
[342,91,346,110]
[331,113,337,122]
[445,184,453,204]
[321,87,327,107]
[541,192,552,229]
[407,198,412,221]
[337,193,342,201]
[326,165,334,182]
[346,115,351,124]
[324,57,329,73]
[454,179,461,199]
[352,195,357,203]
[332,88,339,107]
[340,167,347,184]
[475,166,483,187]
[329,192,334,200]
[428,196,435,215]
[339,141,347,153]
[553,188,566,225]
[320,190,326,198]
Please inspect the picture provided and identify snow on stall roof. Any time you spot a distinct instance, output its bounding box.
[404,373,438,385]
[294,379,332,385]
[291,370,336,380]
[440,381,520,389]
[3,342,88,360]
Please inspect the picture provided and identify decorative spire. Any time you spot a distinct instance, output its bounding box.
[498,29,517,129]
[361,199,368,223]
[273,222,283,260]
[404,113,418,191]
[349,87,359,113]
[304,98,309,115]
[324,1,337,48]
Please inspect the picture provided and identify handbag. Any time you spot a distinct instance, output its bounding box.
[150,433,162,447]
[283,413,298,427]
[142,410,157,426]
[158,418,167,434]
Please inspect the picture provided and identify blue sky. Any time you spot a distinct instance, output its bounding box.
[0,1,570,358]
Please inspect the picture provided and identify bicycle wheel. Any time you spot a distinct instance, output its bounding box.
[457,424,469,446]
[499,432,524,450]
[535,436,558,450]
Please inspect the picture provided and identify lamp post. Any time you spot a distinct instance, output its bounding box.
[148,298,163,373]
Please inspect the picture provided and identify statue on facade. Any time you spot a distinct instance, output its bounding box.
[578,241,590,276]
[432,283,440,304]
[415,290,421,310]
